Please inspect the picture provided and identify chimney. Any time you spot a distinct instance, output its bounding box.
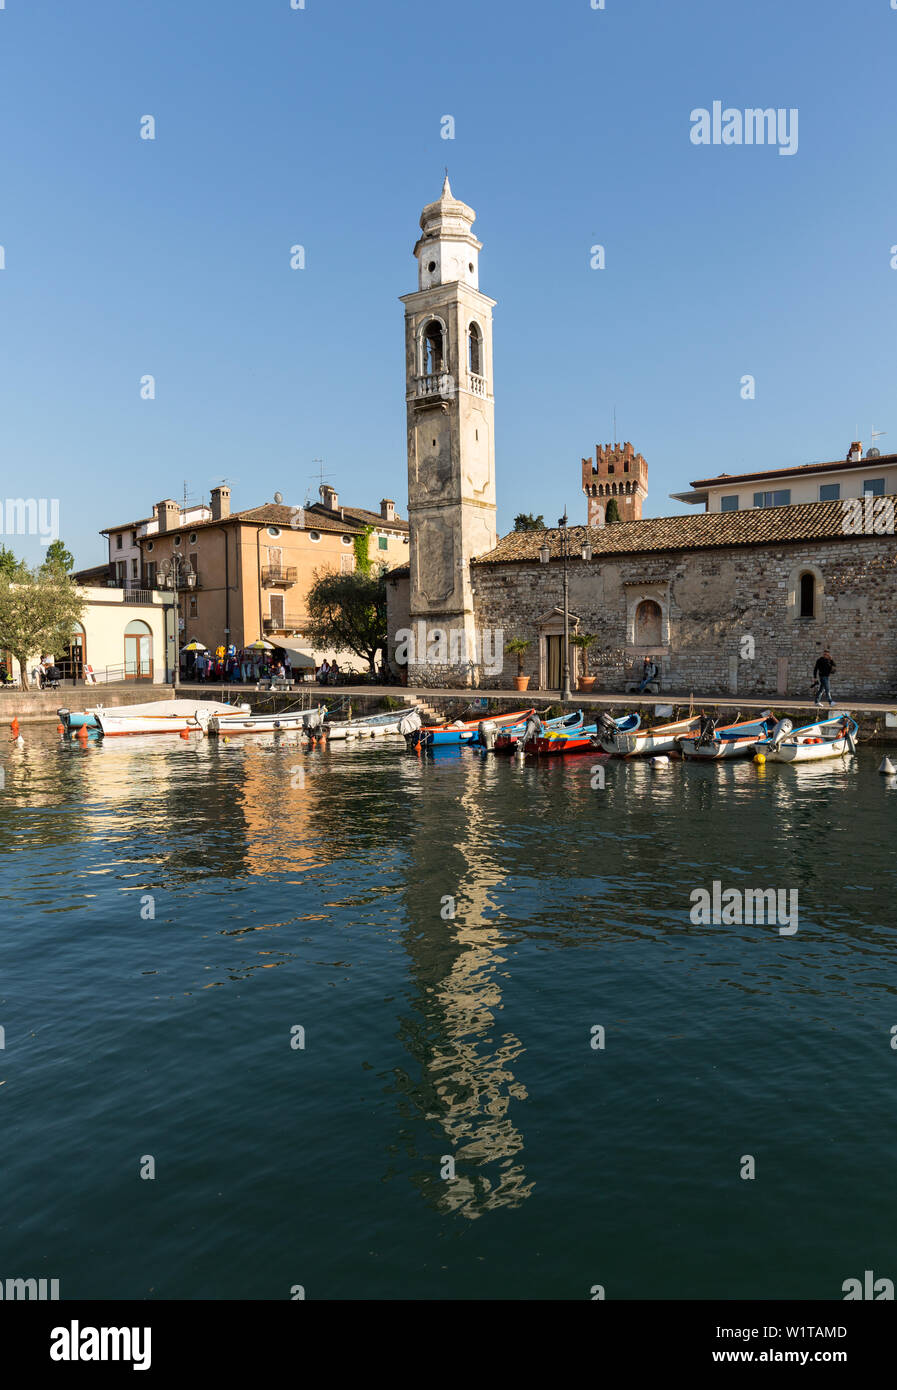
[847,441,863,463]
[156,500,180,533]
[380,498,395,522]
[211,485,231,520]
[319,483,338,511]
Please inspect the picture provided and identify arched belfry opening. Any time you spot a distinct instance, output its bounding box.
[423,320,445,375]
[468,322,482,376]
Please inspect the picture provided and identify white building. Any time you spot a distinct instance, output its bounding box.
[3,586,170,686]
[671,441,897,512]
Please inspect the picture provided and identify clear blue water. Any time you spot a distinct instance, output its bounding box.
[1,729,894,1299]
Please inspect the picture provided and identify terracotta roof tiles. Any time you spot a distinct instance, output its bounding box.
[475,496,897,564]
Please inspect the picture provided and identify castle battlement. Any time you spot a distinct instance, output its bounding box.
[582,441,648,525]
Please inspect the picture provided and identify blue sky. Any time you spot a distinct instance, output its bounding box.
[1,0,895,567]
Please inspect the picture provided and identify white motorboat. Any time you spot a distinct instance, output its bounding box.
[206,705,325,737]
[677,711,774,761]
[757,713,858,763]
[324,707,420,741]
[600,712,701,756]
[92,698,251,737]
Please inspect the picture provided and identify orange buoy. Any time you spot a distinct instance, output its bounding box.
[10,717,19,734]
[180,730,190,740]
[57,723,65,734]
[77,726,89,742]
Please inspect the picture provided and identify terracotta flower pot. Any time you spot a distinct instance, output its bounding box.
[514,675,530,691]
[578,675,596,692]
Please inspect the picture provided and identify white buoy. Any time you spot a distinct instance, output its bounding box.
[15,735,24,747]
[650,754,669,764]
[878,756,896,775]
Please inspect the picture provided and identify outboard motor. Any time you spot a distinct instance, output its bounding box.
[696,713,718,747]
[768,717,793,750]
[397,710,422,737]
[597,710,617,740]
[840,715,857,753]
[477,719,499,752]
[306,707,325,733]
[521,713,543,746]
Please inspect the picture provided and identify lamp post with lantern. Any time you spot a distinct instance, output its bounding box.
[158,555,195,687]
[539,516,593,702]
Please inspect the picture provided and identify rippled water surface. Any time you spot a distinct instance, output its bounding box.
[1,728,894,1299]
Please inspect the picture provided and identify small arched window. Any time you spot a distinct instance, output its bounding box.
[423,320,444,375]
[799,572,815,618]
[468,322,482,376]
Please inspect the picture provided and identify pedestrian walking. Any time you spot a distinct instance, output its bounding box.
[813,649,836,707]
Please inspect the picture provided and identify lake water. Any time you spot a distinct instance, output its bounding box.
[1,728,894,1300]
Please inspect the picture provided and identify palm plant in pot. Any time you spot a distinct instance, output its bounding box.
[571,632,598,691]
[505,637,532,691]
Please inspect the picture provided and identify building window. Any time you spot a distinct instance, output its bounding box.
[468,322,482,376]
[753,490,791,507]
[116,534,123,549]
[145,561,156,588]
[799,572,815,618]
[131,531,137,545]
[720,495,739,511]
[267,526,282,538]
[340,554,354,574]
[863,478,885,496]
[308,530,321,543]
[189,531,197,543]
[378,536,388,551]
[145,541,154,552]
[341,535,353,545]
[173,535,181,547]
[130,558,138,578]
[819,483,840,501]
[189,597,198,618]
[423,320,445,375]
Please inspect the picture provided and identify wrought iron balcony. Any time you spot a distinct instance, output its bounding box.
[264,615,306,633]
[261,566,297,587]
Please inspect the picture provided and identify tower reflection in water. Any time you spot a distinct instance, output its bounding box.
[392,753,533,1220]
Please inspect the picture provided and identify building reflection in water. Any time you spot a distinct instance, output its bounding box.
[393,753,534,1220]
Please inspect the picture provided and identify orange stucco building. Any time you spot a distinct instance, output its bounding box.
[100,485,409,666]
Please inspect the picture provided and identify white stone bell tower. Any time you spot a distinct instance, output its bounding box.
[400,177,497,685]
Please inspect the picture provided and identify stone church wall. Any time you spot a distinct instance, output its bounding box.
[470,538,897,699]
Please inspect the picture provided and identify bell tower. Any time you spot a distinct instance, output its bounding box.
[400,177,497,685]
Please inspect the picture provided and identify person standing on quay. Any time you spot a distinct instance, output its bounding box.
[813,649,836,707]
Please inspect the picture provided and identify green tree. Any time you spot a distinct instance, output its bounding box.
[304,568,387,674]
[0,563,85,689]
[0,545,23,580]
[604,497,622,524]
[41,539,75,574]
[513,513,545,532]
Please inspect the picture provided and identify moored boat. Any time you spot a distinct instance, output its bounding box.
[756,712,858,763]
[207,705,325,736]
[677,711,774,760]
[478,710,584,752]
[600,712,702,757]
[531,712,641,757]
[325,707,421,741]
[92,698,251,737]
[411,708,535,749]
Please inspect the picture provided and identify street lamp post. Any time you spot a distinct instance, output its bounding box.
[158,556,195,688]
[540,519,593,704]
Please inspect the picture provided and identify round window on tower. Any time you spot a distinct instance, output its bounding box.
[427,261,436,272]
[469,262,474,273]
